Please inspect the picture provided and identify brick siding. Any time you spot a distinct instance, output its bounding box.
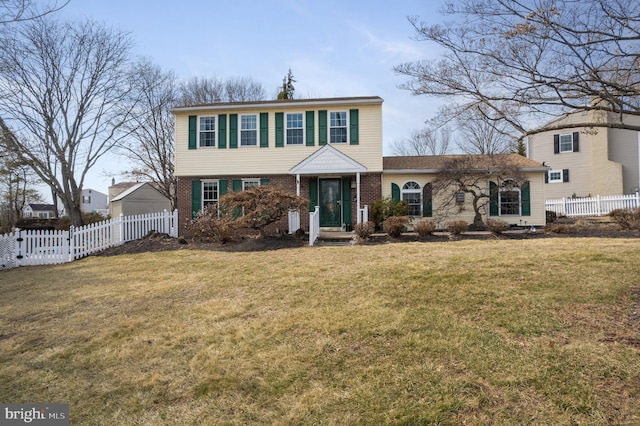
[177,173,382,237]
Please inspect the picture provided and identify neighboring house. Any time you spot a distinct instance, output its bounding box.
[22,203,56,219]
[172,97,384,234]
[172,96,547,236]
[110,182,172,217]
[528,108,640,199]
[80,188,108,215]
[383,154,547,228]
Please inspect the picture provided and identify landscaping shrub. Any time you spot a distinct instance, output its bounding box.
[370,197,408,230]
[485,218,510,234]
[609,208,640,230]
[383,216,408,237]
[447,220,468,235]
[546,210,557,224]
[414,220,436,236]
[186,205,239,243]
[354,221,375,239]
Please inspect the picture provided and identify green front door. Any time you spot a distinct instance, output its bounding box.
[320,178,341,227]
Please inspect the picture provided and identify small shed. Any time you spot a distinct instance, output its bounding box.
[110,182,171,217]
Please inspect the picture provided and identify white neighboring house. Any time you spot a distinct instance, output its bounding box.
[109,182,171,217]
[22,203,56,219]
[81,188,109,216]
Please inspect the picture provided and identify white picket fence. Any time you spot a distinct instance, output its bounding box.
[0,210,178,270]
[545,193,640,217]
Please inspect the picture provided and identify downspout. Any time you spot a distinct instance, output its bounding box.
[356,172,361,224]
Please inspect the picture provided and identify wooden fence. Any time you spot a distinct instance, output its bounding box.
[545,193,640,217]
[0,210,178,270]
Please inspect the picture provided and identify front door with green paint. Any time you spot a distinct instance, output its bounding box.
[320,178,341,227]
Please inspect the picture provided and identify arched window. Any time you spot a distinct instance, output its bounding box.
[402,181,422,216]
[499,179,521,215]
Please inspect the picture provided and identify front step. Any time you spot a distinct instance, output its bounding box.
[315,231,355,246]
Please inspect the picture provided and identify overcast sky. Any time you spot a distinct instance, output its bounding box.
[56,0,443,194]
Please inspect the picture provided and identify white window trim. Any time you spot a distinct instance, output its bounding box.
[239,114,259,147]
[201,179,219,211]
[498,181,521,216]
[329,110,349,144]
[559,133,573,153]
[242,178,261,190]
[548,170,563,183]
[198,115,216,148]
[401,181,422,217]
[285,111,305,145]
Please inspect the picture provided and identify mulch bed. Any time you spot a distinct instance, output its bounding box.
[94,221,639,257]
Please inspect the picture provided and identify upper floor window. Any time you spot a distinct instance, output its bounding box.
[330,111,348,143]
[559,134,573,153]
[82,195,91,204]
[286,113,304,145]
[499,179,521,215]
[554,132,579,154]
[199,116,215,147]
[402,181,422,216]
[240,114,257,147]
[202,180,218,210]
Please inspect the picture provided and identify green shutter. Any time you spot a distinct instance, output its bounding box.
[229,114,238,148]
[218,114,227,149]
[521,181,531,216]
[275,112,284,147]
[349,109,359,145]
[309,178,318,212]
[318,110,327,145]
[423,183,432,217]
[305,111,315,146]
[191,180,201,218]
[260,112,268,148]
[232,179,242,192]
[489,181,498,216]
[219,179,228,196]
[188,116,197,149]
[391,183,400,202]
[342,178,352,226]
[260,178,270,185]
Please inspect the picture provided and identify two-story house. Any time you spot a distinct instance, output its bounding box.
[172,97,384,234]
[528,109,640,199]
[173,96,547,236]
[80,188,108,215]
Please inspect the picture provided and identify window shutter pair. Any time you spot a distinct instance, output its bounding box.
[191,179,229,218]
[553,132,579,154]
[489,180,530,216]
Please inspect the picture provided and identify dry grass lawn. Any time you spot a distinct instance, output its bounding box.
[1,238,640,425]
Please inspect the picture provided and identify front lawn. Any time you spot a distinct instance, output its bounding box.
[1,239,639,424]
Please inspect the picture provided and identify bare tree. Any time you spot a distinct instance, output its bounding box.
[0,0,68,25]
[225,76,266,102]
[119,59,177,209]
[455,106,515,155]
[391,127,450,156]
[177,75,266,106]
[0,18,135,226]
[0,141,42,231]
[394,0,640,141]
[430,155,526,229]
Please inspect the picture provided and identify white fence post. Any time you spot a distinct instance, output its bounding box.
[68,225,75,261]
